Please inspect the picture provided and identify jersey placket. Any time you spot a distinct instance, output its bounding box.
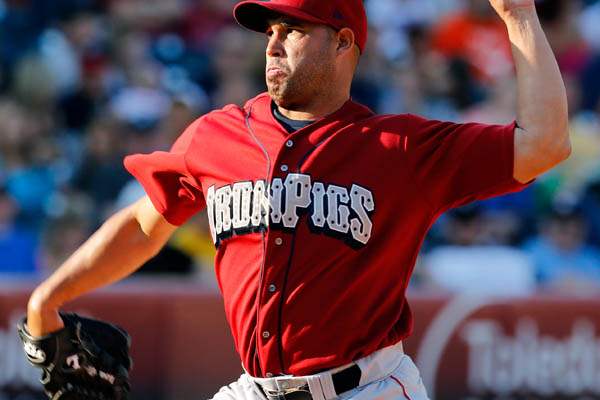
[254,126,318,377]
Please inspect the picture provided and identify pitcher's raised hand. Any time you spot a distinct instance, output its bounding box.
[488,0,536,20]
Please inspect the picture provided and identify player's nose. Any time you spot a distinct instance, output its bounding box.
[266,30,285,58]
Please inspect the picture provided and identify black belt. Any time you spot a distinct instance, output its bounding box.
[258,364,361,400]
[331,364,362,394]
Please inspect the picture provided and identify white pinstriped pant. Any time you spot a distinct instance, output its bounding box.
[211,342,430,400]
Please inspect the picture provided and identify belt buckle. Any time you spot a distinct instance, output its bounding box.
[264,385,312,400]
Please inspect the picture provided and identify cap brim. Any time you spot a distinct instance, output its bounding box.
[234,1,332,34]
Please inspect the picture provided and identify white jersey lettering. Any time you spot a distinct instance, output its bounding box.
[215,186,232,234]
[206,186,217,243]
[269,178,284,224]
[326,185,351,234]
[282,174,312,228]
[250,180,269,228]
[208,175,374,247]
[311,182,326,228]
[232,182,253,229]
[350,184,375,244]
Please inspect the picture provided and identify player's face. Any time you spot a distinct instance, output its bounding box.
[265,18,338,109]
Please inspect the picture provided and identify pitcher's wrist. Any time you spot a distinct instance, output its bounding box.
[28,286,60,313]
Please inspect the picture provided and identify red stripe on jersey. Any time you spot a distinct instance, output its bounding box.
[391,376,412,400]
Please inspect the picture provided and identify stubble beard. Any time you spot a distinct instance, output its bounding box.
[267,72,315,110]
[267,52,335,110]
[267,77,292,108]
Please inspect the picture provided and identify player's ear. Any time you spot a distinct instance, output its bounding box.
[336,28,355,55]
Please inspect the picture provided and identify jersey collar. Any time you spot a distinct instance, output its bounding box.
[245,93,375,136]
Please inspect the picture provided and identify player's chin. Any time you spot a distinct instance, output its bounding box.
[266,75,285,88]
[268,79,302,107]
[269,92,296,109]
[267,83,286,103]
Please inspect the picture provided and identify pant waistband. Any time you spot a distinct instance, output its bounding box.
[247,341,404,400]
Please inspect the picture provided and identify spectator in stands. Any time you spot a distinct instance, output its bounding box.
[421,205,536,296]
[461,76,516,125]
[40,193,92,273]
[580,0,600,51]
[0,0,52,74]
[134,245,195,276]
[537,0,593,79]
[169,211,217,277]
[0,0,599,284]
[108,0,185,32]
[524,200,600,293]
[210,25,264,108]
[365,0,462,61]
[430,0,514,85]
[0,185,39,275]
[580,53,600,113]
[582,178,600,246]
[0,98,58,229]
[183,0,239,51]
[72,117,132,224]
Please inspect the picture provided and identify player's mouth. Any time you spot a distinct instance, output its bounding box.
[266,66,287,79]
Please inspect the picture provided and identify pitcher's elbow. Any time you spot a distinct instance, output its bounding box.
[553,130,572,164]
[559,140,572,162]
[538,121,571,163]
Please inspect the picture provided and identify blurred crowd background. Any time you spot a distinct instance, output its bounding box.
[0,0,599,295]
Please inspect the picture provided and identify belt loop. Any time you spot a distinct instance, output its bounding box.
[318,373,338,400]
[306,376,325,400]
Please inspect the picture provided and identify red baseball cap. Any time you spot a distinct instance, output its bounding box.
[233,0,368,53]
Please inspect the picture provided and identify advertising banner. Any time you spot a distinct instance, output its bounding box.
[1,283,599,400]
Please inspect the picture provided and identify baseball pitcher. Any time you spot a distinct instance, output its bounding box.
[20,0,570,399]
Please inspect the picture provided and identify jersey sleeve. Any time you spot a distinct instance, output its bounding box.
[400,115,530,214]
[123,118,205,226]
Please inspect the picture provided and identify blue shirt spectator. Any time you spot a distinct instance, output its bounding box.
[524,202,600,290]
[0,226,38,274]
[0,187,39,275]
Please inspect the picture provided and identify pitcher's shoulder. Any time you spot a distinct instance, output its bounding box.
[357,113,431,136]
[199,93,271,124]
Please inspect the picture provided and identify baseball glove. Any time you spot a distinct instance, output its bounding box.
[17,313,132,400]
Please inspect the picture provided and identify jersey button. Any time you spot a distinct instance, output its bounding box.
[268,284,277,293]
[274,238,283,246]
[262,331,270,339]
[286,140,294,148]
[280,165,288,172]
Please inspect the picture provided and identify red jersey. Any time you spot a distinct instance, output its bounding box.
[124,92,527,377]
